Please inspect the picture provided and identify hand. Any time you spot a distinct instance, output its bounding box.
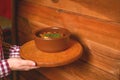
[7,58,39,71]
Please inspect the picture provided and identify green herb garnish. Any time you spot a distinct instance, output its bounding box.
[39,32,64,39]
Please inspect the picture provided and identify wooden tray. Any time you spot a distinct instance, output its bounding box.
[20,39,83,67]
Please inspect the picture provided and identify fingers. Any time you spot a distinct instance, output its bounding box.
[20,60,36,66]
[18,60,39,71]
[18,66,39,71]
[7,58,40,71]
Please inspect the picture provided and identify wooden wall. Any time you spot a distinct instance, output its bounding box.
[22,0,120,22]
[16,0,120,80]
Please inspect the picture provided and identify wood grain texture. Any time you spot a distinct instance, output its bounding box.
[22,0,120,22]
[38,60,118,80]
[18,70,50,80]
[18,75,26,80]
[17,1,120,50]
[17,0,120,74]
[16,0,120,80]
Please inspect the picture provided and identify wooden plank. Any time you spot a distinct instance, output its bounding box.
[18,75,26,80]
[82,39,120,75]
[22,0,120,22]
[17,17,120,75]
[18,70,50,80]
[17,0,120,50]
[16,1,120,75]
[38,60,119,80]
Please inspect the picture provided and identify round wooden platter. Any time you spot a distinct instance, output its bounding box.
[20,39,83,67]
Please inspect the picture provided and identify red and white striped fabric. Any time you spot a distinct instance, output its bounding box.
[9,45,20,58]
[0,44,20,78]
[0,59,10,78]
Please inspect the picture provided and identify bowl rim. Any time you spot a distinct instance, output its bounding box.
[34,27,71,40]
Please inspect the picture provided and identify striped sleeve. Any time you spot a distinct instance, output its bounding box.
[9,45,20,58]
[0,59,11,78]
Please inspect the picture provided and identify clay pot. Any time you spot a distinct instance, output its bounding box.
[34,27,71,53]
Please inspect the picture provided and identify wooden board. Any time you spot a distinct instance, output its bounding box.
[21,0,120,22]
[20,39,83,67]
[16,1,120,75]
[38,60,119,80]
[17,0,120,50]
[18,70,49,80]
[16,0,120,79]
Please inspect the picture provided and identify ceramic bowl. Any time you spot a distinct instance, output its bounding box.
[34,27,71,53]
